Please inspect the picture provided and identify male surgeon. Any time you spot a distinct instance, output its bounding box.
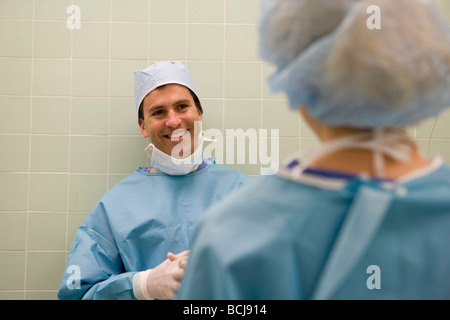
[58,61,251,300]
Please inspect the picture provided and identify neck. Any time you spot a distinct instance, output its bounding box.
[299,107,430,179]
[308,147,429,179]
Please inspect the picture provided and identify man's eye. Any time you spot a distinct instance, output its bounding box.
[152,110,163,116]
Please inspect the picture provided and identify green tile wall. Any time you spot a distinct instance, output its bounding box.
[0,0,449,300]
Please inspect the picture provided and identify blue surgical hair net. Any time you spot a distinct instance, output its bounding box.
[134,61,202,119]
[259,0,450,128]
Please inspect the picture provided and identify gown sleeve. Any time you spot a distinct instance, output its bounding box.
[57,202,137,300]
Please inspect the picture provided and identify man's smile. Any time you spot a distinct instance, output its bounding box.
[164,129,189,141]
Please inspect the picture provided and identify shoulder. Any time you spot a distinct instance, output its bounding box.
[437,162,450,180]
[193,175,299,236]
[103,167,179,198]
[197,161,253,184]
[402,158,450,192]
[187,176,301,282]
[192,172,340,245]
[86,169,160,219]
[203,161,248,175]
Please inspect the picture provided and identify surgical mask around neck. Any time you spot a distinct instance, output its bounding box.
[144,131,205,175]
[285,128,416,179]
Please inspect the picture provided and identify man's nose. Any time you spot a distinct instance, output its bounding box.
[165,109,182,128]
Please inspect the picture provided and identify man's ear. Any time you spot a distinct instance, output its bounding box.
[139,118,149,138]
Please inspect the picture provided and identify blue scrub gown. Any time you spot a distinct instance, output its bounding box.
[57,158,250,300]
[177,157,450,300]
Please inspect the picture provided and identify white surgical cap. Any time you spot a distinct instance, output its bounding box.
[259,0,450,128]
[134,61,202,119]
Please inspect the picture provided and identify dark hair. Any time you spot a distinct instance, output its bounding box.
[138,86,203,121]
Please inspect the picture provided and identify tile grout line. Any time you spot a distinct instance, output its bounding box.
[106,0,113,191]
[222,0,227,134]
[62,0,75,281]
[144,0,151,168]
[23,0,36,301]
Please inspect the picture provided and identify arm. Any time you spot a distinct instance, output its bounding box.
[58,201,136,300]
[58,226,137,300]
[58,201,189,300]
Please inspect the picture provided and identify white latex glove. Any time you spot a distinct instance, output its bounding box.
[133,250,189,300]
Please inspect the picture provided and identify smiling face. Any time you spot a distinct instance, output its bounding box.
[139,84,203,156]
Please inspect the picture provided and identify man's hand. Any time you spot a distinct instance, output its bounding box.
[145,250,190,300]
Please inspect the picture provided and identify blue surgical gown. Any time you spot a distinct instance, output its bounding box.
[57,159,250,300]
[178,157,450,300]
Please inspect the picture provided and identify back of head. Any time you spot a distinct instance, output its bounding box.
[260,0,359,68]
[323,0,450,125]
[260,0,450,128]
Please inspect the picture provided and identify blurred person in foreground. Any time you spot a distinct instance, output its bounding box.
[178,0,450,299]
